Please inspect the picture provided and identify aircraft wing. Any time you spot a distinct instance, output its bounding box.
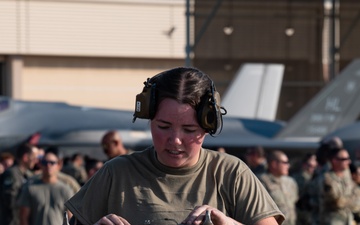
[0,97,151,151]
[203,117,288,148]
[0,96,320,160]
[322,121,360,159]
[203,116,318,160]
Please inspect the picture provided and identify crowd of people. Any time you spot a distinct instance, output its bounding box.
[238,137,360,225]
[0,130,131,225]
[0,66,359,225]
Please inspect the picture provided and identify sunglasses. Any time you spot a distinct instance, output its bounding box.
[277,160,290,165]
[335,157,351,161]
[41,160,58,166]
[102,140,119,150]
[306,163,317,168]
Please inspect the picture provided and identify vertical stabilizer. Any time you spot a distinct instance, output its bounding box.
[222,63,284,121]
[276,59,360,141]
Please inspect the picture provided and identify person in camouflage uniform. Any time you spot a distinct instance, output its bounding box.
[292,153,318,225]
[245,146,267,177]
[292,153,318,197]
[259,150,298,225]
[296,136,344,225]
[0,144,39,225]
[350,162,360,225]
[320,147,360,225]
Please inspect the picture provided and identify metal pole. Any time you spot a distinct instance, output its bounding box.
[330,0,336,79]
[185,0,191,67]
[185,0,223,67]
[330,0,340,80]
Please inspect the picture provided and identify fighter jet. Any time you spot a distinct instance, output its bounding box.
[0,97,152,156]
[1,59,360,160]
[203,59,360,158]
[275,59,360,143]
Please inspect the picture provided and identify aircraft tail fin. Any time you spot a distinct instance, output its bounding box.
[221,63,284,121]
[276,59,360,141]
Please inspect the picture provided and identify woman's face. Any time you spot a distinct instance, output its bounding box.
[151,98,206,168]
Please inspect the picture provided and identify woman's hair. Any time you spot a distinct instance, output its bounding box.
[133,67,226,135]
[150,67,212,110]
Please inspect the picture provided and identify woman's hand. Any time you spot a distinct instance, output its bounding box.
[94,214,130,225]
[182,205,243,225]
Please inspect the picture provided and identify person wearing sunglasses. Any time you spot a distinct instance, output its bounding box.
[17,147,74,225]
[259,150,298,225]
[101,130,133,160]
[320,147,360,225]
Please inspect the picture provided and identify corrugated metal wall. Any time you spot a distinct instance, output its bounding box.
[194,0,360,121]
[0,0,190,110]
[194,1,324,121]
[0,0,187,58]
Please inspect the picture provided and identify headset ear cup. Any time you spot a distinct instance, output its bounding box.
[134,87,152,119]
[197,97,207,130]
[148,84,156,118]
[213,91,222,132]
[197,94,217,133]
[205,109,216,127]
[197,90,223,135]
[133,80,156,120]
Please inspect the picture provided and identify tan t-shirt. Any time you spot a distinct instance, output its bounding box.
[65,147,284,225]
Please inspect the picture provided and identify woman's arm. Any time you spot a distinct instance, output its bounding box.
[253,217,280,225]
